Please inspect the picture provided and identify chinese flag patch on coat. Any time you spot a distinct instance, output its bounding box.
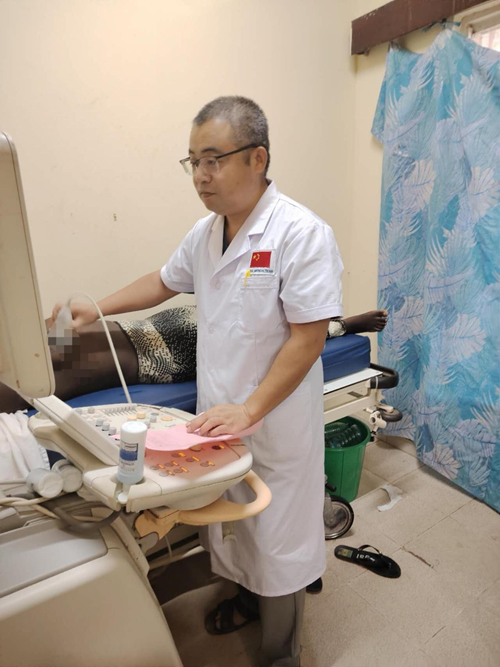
[250,251,272,268]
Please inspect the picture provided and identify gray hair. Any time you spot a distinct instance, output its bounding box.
[193,96,270,175]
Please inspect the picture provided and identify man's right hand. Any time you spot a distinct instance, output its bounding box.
[48,270,178,332]
[49,302,99,331]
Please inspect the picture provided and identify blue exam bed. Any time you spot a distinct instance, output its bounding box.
[62,334,373,413]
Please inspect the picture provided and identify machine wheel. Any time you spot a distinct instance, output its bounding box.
[378,406,403,423]
[323,488,355,540]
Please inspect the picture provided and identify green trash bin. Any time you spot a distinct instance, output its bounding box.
[324,416,371,502]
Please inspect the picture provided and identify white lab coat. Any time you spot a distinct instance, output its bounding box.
[161,182,343,596]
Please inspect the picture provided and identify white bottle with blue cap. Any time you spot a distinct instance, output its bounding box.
[116,421,147,504]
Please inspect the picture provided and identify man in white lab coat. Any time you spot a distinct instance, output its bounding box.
[58,96,343,667]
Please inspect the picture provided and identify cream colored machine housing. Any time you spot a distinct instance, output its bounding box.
[0,518,184,667]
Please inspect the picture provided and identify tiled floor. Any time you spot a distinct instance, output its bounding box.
[161,437,500,666]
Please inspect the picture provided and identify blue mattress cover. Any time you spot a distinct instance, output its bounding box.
[322,333,371,382]
[57,334,370,415]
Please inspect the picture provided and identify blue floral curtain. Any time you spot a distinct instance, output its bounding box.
[373,29,500,511]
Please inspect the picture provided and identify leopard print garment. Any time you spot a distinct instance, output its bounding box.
[117,306,197,384]
[118,306,342,384]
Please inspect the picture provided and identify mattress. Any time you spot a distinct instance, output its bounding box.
[321,334,371,383]
[61,334,371,415]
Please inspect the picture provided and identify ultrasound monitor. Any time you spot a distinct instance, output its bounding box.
[0,132,55,400]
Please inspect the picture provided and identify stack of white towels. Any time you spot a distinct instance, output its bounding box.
[0,411,49,482]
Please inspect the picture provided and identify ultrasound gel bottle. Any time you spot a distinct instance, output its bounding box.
[117,421,147,503]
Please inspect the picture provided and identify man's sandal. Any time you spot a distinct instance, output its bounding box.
[306,577,323,594]
[205,594,260,635]
[334,544,401,578]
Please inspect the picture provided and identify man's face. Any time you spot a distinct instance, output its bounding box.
[188,118,262,217]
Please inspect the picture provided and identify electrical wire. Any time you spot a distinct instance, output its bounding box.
[165,533,173,564]
[0,496,52,507]
[44,499,122,533]
[65,291,132,404]
[5,292,138,525]
[0,495,118,526]
[0,497,58,519]
[149,544,204,571]
[0,291,133,526]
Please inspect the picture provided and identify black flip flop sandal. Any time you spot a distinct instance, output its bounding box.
[334,544,401,578]
[205,594,260,635]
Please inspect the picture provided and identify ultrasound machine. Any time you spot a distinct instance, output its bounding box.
[0,132,272,667]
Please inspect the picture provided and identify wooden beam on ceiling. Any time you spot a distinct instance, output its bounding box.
[352,0,489,55]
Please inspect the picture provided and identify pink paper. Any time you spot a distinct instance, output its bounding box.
[144,419,264,452]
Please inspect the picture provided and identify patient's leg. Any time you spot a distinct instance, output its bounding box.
[0,321,138,414]
[343,310,388,334]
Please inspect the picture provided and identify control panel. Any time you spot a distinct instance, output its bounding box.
[72,403,185,435]
[29,402,253,513]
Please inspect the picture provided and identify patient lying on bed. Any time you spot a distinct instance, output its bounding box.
[0,306,387,414]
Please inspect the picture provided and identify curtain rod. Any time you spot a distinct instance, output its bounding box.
[351,0,489,55]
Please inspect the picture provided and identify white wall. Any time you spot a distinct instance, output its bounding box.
[0,0,356,319]
[1,0,476,336]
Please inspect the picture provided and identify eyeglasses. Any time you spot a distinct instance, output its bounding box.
[179,144,261,176]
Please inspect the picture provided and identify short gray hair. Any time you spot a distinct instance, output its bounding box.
[193,96,270,175]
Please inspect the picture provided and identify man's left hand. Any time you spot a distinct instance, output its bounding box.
[186,404,252,437]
